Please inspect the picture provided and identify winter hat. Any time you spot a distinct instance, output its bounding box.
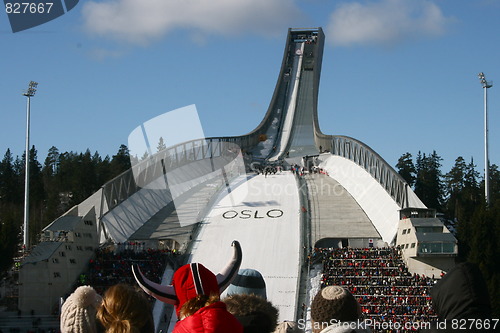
[173,263,220,312]
[310,286,359,324]
[60,285,102,333]
[133,240,242,317]
[274,321,303,333]
[226,268,267,299]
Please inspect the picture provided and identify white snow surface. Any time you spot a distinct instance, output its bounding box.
[187,172,302,323]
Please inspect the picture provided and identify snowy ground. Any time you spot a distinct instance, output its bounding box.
[166,172,302,330]
[303,266,322,333]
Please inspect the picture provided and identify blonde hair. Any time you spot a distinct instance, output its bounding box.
[179,293,220,319]
[97,283,154,333]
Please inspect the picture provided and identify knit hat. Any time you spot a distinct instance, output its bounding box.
[60,285,102,333]
[226,268,267,299]
[274,321,303,333]
[310,286,359,324]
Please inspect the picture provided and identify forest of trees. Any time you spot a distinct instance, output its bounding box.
[0,146,498,316]
[396,151,500,316]
[0,144,131,276]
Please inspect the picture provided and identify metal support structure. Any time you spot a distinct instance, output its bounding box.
[478,72,492,206]
[315,134,409,208]
[22,81,38,250]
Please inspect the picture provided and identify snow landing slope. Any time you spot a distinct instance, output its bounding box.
[189,172,302,322]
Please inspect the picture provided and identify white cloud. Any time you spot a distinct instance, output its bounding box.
[326,0,453,47]
[82,0,302,45]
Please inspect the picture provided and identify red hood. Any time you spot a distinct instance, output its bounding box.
[173,301,243,333]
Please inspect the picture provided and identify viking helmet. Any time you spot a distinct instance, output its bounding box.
[132,240,242,315]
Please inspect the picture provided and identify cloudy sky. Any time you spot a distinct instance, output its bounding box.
[1,0,499,174]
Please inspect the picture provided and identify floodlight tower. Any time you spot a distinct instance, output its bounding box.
[478,73,492,206]
[22,81,38,250]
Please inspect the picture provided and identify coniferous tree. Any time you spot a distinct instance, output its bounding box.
[95,152,112,187]
[0,149,22,274]
[25,146,45,245]
[0,149,21,203]
[44,146,60,175]
[110,144,131,175]
[27,146,44,204]
[157,137,167,152]
[446,158,481,258]
[396,152,416,187]
[55,151,78,209]
[444,156,467,221]
[414,151,444,210]
[487,164,500,204]
[462,158,481,210]
[73,149,98,202]
[42,146,62,223]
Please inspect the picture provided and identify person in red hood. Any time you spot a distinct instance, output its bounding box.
[133,240,243,333]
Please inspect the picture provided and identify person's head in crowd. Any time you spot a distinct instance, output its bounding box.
[310,286,363,333]
[97,283,154,333]
[174,263,222,320]
[224,293,279,333]
[226,268,267,300]
[274,321,304,333]
[431,262,491,321]
[60,285,102,333]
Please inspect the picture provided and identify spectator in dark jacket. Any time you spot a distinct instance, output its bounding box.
[420,262,493,332]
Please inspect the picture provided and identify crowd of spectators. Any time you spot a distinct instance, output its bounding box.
[80,244,178,295]
[313,247,438,331]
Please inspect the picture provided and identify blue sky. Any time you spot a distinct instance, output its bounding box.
[1,0,499,175]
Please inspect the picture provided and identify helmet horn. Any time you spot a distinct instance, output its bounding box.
[132,264,178,305]
[216,240,242,292]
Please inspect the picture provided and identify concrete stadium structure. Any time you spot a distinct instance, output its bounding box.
[10,28,457,330]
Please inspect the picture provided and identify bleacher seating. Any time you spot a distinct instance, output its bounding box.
[79,243,178,295]
[314,247,438,331]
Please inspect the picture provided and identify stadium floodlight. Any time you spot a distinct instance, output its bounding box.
[23,81,38,97]
[478,73,492,206]
[22,81,38,250]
